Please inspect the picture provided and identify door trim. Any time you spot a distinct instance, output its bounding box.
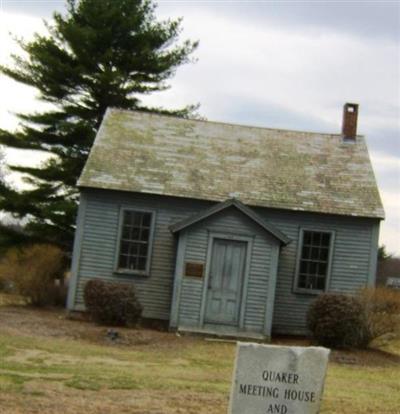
[199,232,254,329]
[169,230,188,329]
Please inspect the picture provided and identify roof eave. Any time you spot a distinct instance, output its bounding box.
[169,198,291,245]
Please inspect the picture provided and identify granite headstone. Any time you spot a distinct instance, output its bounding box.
[229,343,330,414]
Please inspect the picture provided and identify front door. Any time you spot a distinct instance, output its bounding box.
[205,238,247,325]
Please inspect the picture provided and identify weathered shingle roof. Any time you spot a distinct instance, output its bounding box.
[78,108,384,219]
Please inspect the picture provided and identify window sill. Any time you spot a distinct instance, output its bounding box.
[114,269,149,277]
[293,288,325,295]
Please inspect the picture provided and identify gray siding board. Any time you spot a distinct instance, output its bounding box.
[178,207,277,334]
[73,190,204,320]
[179,278,203,326]
[71,189,380,335]
[262,209,378,334]
[67,193,88,310]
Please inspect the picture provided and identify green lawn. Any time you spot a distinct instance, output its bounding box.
[0,303,399,413]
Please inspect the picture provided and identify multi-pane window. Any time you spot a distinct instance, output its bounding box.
[296,230,332,291]
[117,210,153,272]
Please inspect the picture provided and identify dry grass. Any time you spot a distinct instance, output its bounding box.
[360,286,400,342]
[0,295,400,413]
[0,294,26,306]
[0,245,66,306]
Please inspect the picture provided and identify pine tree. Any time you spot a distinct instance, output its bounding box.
[0,0,198,248]
[378,245,392,262]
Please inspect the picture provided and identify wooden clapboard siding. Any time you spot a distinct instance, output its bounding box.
[252,208,379,334]
[178,207,277,334]
[69,188,380,336]
[179,278,203,326]
[71,189,210,319]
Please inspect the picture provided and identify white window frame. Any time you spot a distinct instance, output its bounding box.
[114,207,156,276]
[293,228,335,294]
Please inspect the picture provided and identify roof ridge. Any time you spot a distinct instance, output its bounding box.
[106,107,364,138]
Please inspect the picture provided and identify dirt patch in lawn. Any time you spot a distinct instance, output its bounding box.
[5,347,138,368]
[0,381,227,414]
[329,347,400,367]
[0,305,195,351]
[1,305,400,367]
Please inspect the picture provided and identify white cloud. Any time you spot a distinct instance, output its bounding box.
[372,153,400,255]
[379,190,400,256]
[0,12,50,130]
[0,12,53,186]
[373,153,400,171]
[152,7,399,131]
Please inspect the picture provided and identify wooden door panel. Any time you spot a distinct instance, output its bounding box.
[205,239,247,325]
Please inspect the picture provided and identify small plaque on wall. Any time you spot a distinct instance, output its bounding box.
[184,262,204,278]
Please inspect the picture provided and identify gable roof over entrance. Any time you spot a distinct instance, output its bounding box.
[78,108,384,219]
[169,199,291,245]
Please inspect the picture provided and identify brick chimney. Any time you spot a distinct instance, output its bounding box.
[342,103,359,140]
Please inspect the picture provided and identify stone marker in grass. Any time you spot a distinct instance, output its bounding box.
[229,343,330,414]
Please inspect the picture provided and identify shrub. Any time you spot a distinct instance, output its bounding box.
[307,293,368,349]
[84,280,143,326]
[359,287,400,343]
[50,279,69,307]
[0,244,67,306]
[0,277,9,292]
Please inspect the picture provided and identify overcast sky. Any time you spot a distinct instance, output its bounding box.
[0,0,399,254]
